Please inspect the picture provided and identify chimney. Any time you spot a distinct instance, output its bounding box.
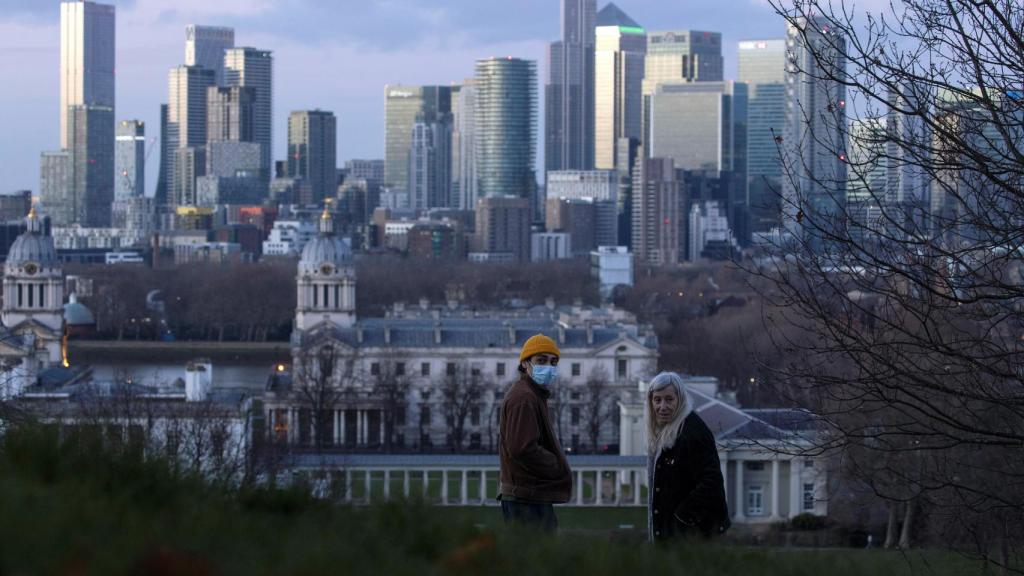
[357,325,364,343]
[586,323,594,345]
[545,297,555,310]
[557,325,566,344]
[384,324,392,345]
[419,297,430,311]
[506,322,515,346]
[434,322,442,345]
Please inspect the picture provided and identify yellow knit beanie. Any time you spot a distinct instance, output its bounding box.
[519,333,560,363]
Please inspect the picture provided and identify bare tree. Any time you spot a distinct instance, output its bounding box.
[369,352,411,452]
[294,345,347,452]
[440,363,486,453]
[582,366,615,453]
[750,1,1024,568]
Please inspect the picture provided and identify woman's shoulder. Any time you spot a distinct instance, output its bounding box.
[681,412,716,442]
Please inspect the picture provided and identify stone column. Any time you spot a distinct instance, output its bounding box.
[480,470,487,504]
[340,410,347,445]
[790,460,802,518]
[461,470,468,505]
[771,459,781,519]
[576,470,584,505]
[441,471,449,505]
[379,412,385,447]
[719,451,729,510]
[734,458,745,522]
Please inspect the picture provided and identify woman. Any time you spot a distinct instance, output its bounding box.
[646,371,730,542]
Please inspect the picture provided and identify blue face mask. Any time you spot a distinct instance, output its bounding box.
[530,364,558,386]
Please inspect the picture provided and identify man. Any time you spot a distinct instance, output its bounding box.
[498,333,572,531]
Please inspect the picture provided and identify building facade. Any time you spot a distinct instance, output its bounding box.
[471,196,531,262]
[782,17,847,248]
[224,48,274,176]
[738,39,787,233]
[59,1,115,150]
[115,120,145,201]
[594,4,646,171]
[185,25,235,85]
[384,86,453,194]
[288,110,337,206]
[167,66,216,207]
[631,155,681,266]
[474,58,537,200]
[545,0,596,173]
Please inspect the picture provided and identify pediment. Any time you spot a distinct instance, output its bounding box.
[591,336,656,358]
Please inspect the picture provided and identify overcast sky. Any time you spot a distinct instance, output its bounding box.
[0,0,885,195]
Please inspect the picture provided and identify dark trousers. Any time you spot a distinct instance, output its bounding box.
[501,500,558,532]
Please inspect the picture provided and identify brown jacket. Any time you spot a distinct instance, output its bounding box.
[498,376,572,503]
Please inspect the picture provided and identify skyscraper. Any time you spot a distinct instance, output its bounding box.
[738,39,786,232]
[641,30,723,152]
[207,86,256,143]
[60,1,115,149]
[647,81,749,240]
[39,151,70,220]
[593,4,646,171]
[115,120,145,201]
[782,17,847,246]
[545,0,596,173]
[452,80,478,210]
[472,196,532,262]
[288,110,337,205]
[185,25,235,85]
[225,48,273,175]
[643,30,723,87]
[383,86,453,193]
[632,154,681,265]
[474,58,537,200]
[167,66,215,206]
[156,104,170,206]
[67,105,115,226]
[408,119,452,210]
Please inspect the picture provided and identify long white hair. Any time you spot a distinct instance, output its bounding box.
[645,371,693,457]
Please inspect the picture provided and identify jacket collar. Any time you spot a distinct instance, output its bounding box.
[519,375,552,400]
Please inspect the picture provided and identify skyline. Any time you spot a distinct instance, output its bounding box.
[0,0,888,195]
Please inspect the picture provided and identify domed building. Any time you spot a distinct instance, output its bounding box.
[0,207,65,397]
[294,208,356,332]
[64,292,96,338]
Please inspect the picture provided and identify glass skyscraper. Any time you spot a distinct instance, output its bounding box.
[738,39,786,232]
[185,25,234,86]
[594,4,646,171]
[545,0,596,173]
[474,58,537,200]
[782,17,847,246]
[225,48,273,176]
[167,65,215,206]
[383,85,453,195]
[288,110,338,205]
[60,1,115,150]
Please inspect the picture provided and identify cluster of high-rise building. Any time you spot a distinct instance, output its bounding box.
[27,0,856,268]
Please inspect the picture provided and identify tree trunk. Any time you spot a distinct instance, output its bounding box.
[898,499,916,550]
[884,503,899,549]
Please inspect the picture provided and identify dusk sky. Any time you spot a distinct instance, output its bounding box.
[0,0,885,195]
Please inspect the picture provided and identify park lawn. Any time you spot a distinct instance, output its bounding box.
[0,428,990,576]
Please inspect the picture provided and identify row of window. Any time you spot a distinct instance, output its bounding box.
[15,283,48,309]
[744,483,817,515]
[368,359,630,379]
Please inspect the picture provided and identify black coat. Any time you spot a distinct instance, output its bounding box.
[649,412,731,541]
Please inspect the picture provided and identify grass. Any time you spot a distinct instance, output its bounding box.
[0,426,990,576]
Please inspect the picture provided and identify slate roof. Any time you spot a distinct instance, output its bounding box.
[297,317,658,351]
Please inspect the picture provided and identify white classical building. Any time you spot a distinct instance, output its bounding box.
[261,211,659,452]
[619,377,827,523]
[0,209,67,398]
